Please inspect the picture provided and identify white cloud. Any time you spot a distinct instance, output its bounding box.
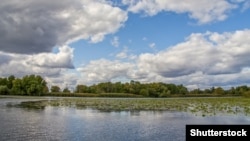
[4,29,247,89]
[0,0,129,89]
[1,0,249,90]
[149,43,156,49]
[116,51,127,59]
[77,59,134,84]
[111,36,120,47]
[46,70,78,91]
[122,0,237,24]
[0,53,62,78]
[0,0,128,54]
[133,29,250,88]
[0,45,77,90]
[28,45,74,69]
[138,30,250,77]
[116,47,128,59]
[76,29,250,88]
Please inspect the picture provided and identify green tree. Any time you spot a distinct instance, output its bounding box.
[0,77,7,85]
[63,87,70,93]
[160,90,171,97]
[26,80,40,95]
[130,80,141,94]
[21,75,47,96]
[190,88,202,94]
[12,78,24,95]
[139,89,149,97]
[243,91,250,98]
[204,89,212,94]
[7,75,15,89]
[148,88,159,97]
[228,87,236,95]
[177,85,188,95]
[0,85,9,95]
[75,85,89,93]
[51,85,61,92]
[113,82,123,93]
[166,84,178,94]
[43,86,49,94]
[214,87,224,95]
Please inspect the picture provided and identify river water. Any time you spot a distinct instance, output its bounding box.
[0,97,249,141]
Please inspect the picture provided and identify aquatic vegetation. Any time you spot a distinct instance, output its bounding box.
[13,100,48,110]
[9,97,250,116]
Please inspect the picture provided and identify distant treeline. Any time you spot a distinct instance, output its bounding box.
[0,75,250,97]
[0,75,47,96]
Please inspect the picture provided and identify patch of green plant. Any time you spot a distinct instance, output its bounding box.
[7,97,250,116]
[10,100,48,110]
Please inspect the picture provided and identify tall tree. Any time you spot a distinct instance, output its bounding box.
[51,85,61,92]
[12,78,24,95]
[7,75,15,89]
[75,85,89,93]
[63,87,70,93]
[214,87,224,95]
[0,85,9,95]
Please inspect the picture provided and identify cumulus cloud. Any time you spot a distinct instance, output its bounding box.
[116,47,128,59]
[231,0,250,11]
[0,0,127,54]
[77,59,134,84]
[46,70,78,91]
[111,36,120,47]
[0,45,76,89]
[137,29,250,78]
[122,0,236,24]
[0,53,61,78]
[116,51,128,59]
[28,45,74,69]
[76,29,250,88]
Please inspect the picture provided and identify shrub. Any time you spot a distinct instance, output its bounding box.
[243,91,250,98]
[0,85,9,95]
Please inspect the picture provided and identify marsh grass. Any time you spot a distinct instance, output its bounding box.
[10,97,250,116]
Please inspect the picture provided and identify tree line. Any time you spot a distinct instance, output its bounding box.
[0,75,48,96]
[0,75,250,97]
[74,80,250,97]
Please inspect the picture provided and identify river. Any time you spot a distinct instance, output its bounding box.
[0,97,249,141]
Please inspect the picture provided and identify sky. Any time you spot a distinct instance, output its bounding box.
[0,0,250,90]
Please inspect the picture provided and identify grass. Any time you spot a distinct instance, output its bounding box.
[6,97,250,116]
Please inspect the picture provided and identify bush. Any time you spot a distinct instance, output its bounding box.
[99,93,143,98]
[243,91,250,98]
[0,85,9,95]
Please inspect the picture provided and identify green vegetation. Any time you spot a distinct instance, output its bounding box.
[8,97,250,116]
[0,75,48,96]
[1,75,250,97]
[43,92,142,98]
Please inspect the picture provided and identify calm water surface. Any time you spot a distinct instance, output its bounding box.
[0,97,249,141]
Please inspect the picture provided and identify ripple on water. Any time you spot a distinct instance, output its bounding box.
[1,98,250,141]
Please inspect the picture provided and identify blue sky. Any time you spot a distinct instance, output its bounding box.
[0,0,250,90]
[71,4,250,65]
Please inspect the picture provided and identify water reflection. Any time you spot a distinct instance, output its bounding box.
[0,98,250,141]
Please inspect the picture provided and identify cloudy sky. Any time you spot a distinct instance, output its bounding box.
[0,0,250,90]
